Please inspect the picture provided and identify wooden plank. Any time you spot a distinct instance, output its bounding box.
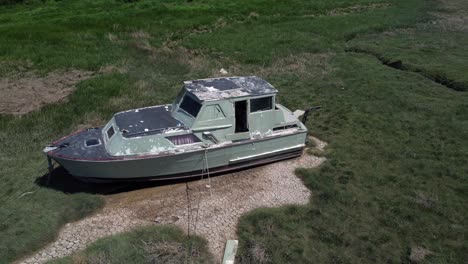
[222,240,238,264]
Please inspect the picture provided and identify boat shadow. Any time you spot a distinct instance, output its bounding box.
[35,157,291,195]
[34,166,197,195]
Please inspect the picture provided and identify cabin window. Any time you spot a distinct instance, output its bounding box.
[250,96,273,112]
[166,134,201,145]
[106,126,115,139]
[180,95,202,117]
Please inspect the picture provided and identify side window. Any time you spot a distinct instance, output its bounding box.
[200,104,226,121]
[250,96,273,112]
[106,126,115,139]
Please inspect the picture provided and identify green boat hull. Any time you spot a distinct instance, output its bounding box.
[45,77,315,182]
[51,132,306,182]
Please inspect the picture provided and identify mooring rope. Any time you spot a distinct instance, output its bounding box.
[204,149,212,196]
[193,149,212,235]
[185,182,192,237]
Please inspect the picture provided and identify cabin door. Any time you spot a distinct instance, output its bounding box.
[234,100,249,133]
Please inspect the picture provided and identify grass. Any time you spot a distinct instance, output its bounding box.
[0,0,466,263]
[48,225,213,264]
[346,1,468,91]
[346,30,468,91]
[237,52,468,263]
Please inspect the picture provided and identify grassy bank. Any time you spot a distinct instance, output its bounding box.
[48,226,213,264]
[235,2,468,263]
[237,52,468,263]
[0,0,466,263]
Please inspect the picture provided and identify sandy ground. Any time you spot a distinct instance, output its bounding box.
[20,137,326,264]
[0,70,94,116]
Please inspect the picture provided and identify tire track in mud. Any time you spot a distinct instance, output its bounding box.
[20,137,327,263]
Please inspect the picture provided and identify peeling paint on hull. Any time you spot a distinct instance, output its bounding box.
[51,132,307,181]
[45,76,312,182]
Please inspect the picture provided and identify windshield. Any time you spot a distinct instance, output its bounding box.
[179,95,202,117]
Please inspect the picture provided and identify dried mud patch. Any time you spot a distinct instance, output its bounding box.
[430,0,468,33]
[20,137,327,264]
[0,70,93,116]
[409,246,433,263]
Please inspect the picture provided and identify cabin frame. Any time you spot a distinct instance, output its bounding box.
[102,76,303,156]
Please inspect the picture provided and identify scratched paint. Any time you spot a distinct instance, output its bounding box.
[44,76,310,181]
[184,76,277,101]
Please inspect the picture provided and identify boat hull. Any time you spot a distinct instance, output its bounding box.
[49,132,307,182]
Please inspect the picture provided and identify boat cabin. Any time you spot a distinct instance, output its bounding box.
[102,76,305,156]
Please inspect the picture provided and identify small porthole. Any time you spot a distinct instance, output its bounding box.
[85,139,101,147]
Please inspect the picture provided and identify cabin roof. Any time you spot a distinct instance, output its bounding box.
[184,76,278,101]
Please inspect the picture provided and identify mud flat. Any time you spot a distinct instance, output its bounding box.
[0,70,93,116]
[20,137,326,263]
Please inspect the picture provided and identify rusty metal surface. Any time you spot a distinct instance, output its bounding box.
[48,128,113,160]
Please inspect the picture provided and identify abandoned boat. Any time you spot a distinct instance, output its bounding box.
[44,76,316,182]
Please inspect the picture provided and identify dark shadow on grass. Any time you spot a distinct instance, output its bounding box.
[34,162,274,195]
[34,166,200,195]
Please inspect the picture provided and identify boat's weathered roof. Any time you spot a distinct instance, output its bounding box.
[184,76,278,101]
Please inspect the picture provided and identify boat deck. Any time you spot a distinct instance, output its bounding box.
[49,128,116,160]
[114,105,186,138]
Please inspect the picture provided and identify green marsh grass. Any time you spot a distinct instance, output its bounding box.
[48,225,213,264]
[0,0,466,263]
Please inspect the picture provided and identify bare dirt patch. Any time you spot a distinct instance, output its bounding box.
[130,30,151,40]
[0,70,93,116]
[20,137,326,264]
[409,246,433,263]
[98,64,128,74]
[430,0,468,32]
